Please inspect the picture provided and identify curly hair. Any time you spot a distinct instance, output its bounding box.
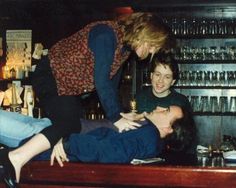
[118,13,173,54]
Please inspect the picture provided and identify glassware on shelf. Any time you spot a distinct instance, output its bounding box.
[220,135,235,152]
[227,71,235,86]
[211,71,219,86]
[219,96,228,113]
[190,96,200,112]
[218,19,227,35]
[203,71,211,87]
[188,71,195,86]
[229,46,236,60]
[219,71,226,86]
[208,19,218,35]
[142,68,150,86]
[199,19,208,35]
[196,71,203,86]
[229,97,236,112]
[200,96,210,113]
[219,46,227,60]
[210,96,219,113]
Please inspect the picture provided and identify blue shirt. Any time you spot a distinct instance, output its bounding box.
[35,122,163,163]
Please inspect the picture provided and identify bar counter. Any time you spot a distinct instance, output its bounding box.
[4,161,236,187]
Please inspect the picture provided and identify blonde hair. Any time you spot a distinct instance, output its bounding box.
[118,13,172,54]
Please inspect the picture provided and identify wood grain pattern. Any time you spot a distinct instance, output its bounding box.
[2,161,233,187]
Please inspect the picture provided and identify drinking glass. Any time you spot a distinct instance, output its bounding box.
[211,71,219,86]
[210,96,219,113]
[204,71,211,86]
[200,96,210,112]
[229,97,236,112]
[190,96,200,112]
[219,71,226,86]
[219,96,228,113]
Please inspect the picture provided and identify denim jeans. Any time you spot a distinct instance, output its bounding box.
[0,109,118,148]
[0,110,51,147]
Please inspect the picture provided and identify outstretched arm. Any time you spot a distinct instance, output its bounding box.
[89,24,122,122]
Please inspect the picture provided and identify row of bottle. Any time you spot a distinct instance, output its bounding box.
[163,17,236,36]
[141,69,236,87]
[189,95,236,113]
[84,102,105,120]
[171,46,236,61]
[2,65,31,79]
[84,99,137,120]
[0,82,41,118]
[177,70,236,87]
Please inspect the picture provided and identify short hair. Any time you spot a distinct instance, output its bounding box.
[164,107,197,153]
[149,52,179,81]
[119,12,173,54]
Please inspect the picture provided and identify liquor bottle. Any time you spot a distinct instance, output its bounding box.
[26,88,34,117]
[96,102,104,119]
[10,83,21,113]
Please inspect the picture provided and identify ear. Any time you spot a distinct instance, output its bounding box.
[171,79,176,86]
[150,72,153,80]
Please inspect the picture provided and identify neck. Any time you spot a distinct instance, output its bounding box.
[152,88,171,98]
[145,117,164,138]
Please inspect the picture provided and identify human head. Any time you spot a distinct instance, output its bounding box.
[149,52,179,97]
[145,105,183,138]
[164,107,197,153]
[119,12,173,60]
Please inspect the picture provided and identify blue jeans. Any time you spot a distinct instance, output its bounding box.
[0,109,117,148]
[0,110,51,147]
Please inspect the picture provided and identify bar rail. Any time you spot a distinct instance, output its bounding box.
[1,161,235,187]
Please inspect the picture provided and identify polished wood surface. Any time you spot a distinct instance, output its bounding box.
[3,161,234,187]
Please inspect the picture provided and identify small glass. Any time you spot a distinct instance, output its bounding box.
[219,96,228,113]
[200,96,210,112]
[229,97,236,112]
[210,96,219,113]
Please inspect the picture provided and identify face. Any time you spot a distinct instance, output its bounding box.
[150,64,176,97]
[135,42,158,60]
[145,106,183,138]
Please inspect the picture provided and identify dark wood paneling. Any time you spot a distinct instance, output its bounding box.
[6,161,235,187]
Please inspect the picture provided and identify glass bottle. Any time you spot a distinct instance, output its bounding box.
[10,83,21,113]
[220,135,235,152]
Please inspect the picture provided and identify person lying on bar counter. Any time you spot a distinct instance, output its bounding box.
[0,104,194,187]
[0,14,173,187]
[28,13,173,180]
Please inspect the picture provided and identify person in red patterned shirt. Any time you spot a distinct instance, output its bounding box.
[0,13,173,187]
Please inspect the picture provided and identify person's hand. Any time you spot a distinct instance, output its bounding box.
[114,117,142,133]
[120,112,146,121]
[50,138,69,167]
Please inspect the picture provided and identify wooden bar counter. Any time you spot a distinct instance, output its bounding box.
[1,161,234,188]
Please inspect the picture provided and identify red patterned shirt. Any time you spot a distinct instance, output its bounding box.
[48,21,130,96]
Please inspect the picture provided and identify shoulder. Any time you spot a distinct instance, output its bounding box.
[136,87,152,98]
[171,89,189,101]
[89,23,116,39]
[130,123,159,139]
[169,89,191,108]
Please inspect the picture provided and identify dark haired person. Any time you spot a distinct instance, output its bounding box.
[0,13,172,188]
[0,104,194,187]
[136,52,191,112]
[124,53,197,154]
